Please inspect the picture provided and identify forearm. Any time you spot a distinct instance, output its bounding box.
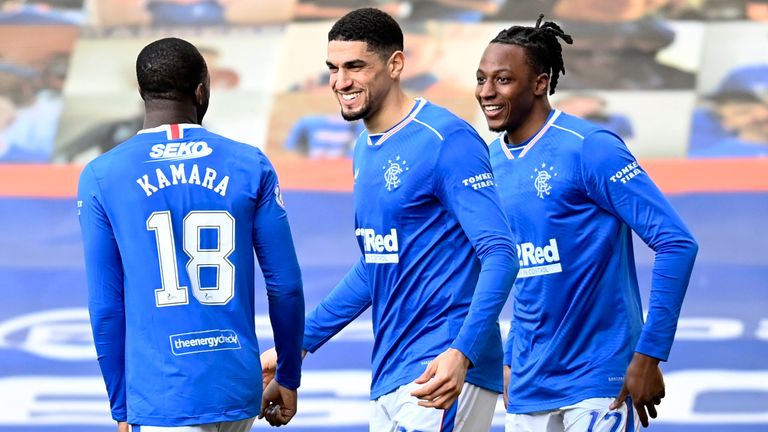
[89,301,127,421]
[269,282,305,390]
[304,260,371,352]
[451,248,518,365]
[636,236,698,360]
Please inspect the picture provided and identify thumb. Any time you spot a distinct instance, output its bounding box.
[610,384,629,410]
[259,389,270,419]
[414,361,436,384]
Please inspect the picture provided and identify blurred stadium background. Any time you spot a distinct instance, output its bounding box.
[0,0,767,431]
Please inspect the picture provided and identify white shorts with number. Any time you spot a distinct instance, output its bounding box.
[129,417,255,432]
[505,398,640,432]
[370,381,498,432]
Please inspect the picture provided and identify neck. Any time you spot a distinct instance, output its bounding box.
[506,100,552,145]
[142,99,200,129]
[364,86,414,134]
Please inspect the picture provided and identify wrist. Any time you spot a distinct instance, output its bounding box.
[448,348,471,368]
[633,351,661,365]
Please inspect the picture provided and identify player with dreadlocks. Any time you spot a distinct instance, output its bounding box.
[476,15,699,431]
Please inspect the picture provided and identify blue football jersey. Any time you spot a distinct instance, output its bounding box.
[303,98,518,399]
[490,110,698,413]
[78,124,304,426]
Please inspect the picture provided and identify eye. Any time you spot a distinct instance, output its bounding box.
[497,76,510,84]
[476,76,486,85]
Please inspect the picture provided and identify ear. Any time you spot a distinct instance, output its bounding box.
[195,82,209,106]
[534,73,549,97]
[388,50,405,79]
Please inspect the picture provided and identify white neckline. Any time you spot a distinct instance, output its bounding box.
[499,110,561,160]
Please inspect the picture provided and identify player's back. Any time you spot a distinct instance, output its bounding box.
[83,124,277,425]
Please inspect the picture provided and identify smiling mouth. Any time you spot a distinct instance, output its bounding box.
[483,105,503,114]
[339,91,362,102]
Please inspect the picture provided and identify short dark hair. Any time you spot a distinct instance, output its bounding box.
[136,37,208,102]
[328,8,403,59]
[491,15,573,95]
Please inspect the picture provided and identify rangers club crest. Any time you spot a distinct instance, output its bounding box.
[383,156,408,191]
[531,163,557,199]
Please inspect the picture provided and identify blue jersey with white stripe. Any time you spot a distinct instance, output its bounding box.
[303,99,518,399]
[78,124,304,426]
[490,110,697,413]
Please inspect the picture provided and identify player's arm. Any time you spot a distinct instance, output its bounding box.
[303,257,372,352]
[261,258,371,385]
[412,128,519,409]
[77,164,127,423]
[252,158,305,392]
[581,131,698,361]
[580,131,698,425]
[503,326,513,408]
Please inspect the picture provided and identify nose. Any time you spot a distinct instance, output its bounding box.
[334,68,352,91]
[476,80,495,100]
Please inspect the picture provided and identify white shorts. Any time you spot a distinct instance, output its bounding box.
[505,398,640,432]
[129,417,255,432]
[370,381,498,432]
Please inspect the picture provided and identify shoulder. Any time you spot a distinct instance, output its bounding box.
[414,99,485,150]
[550,111,626,153]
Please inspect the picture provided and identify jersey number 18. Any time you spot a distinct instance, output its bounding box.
[146,210,235,307]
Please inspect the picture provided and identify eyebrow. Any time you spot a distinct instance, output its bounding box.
[326,59,367,68]
[477,67,513,74]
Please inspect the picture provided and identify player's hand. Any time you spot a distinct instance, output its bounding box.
[260,348,278,390]
[503,364,511,409]
[410,348,470,409]
[117,421,129,432]
[259,379,298,427]
[610,352,665,427]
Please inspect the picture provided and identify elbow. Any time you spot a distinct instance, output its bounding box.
[680,232,699,261]
[267,276,304,299]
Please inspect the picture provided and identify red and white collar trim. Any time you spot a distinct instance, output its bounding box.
[499,110,561,160]
[137,123,202,140]
[367,98,427,147]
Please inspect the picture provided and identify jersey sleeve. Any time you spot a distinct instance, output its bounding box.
[77,163,127,422]
[433,128,519,367]
[503,327,513,367]
[303,257,372,352]
[580,131,698,361]
[252,158,305,390]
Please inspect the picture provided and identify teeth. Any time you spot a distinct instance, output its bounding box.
[484,105,502,112]
[342,92,361,101]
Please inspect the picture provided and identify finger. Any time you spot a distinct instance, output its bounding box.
[635,401,649,428]
[411,376,447,398]
[417,389,459,410]
[415,381,456,406]
[609,385,629,410]
[279,406,297,424]
[647,402,658,419]
[265,405,284,426]
[413,362,437,385]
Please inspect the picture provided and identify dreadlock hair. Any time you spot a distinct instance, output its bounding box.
[136,37,208,102]
[491,15,573,95]
[328,8,404,61]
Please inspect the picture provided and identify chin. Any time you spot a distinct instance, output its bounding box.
[341,105,370,122]
[488,121,507,133]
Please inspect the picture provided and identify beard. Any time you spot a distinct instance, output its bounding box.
[340,101,371,122]
[488,123,506,133]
